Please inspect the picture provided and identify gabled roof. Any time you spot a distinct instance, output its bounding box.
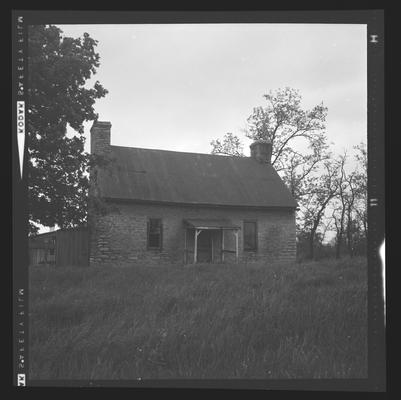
[95,146,297,209]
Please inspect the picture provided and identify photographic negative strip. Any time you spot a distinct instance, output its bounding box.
[12,9,385,391]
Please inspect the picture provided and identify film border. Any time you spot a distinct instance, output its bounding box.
[12,9,385,391]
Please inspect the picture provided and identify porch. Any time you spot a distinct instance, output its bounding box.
[183,219,241,264]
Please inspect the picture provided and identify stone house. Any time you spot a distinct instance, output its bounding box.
[89,121,297,266]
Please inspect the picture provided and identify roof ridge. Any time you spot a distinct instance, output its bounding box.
[110,144,247,159]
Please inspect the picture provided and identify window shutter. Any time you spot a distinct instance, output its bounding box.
[147,218,162,250]
[244,220,257,251]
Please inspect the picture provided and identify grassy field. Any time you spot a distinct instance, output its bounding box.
[29,257,367,380]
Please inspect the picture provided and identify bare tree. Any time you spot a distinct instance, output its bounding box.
[353,143,368,240]
[210,88,330,201]
[329,143,367,258]
[344,171,359,257]
[210,88,352,260]
[210,132,244,156]
[331,153,347,259]
[299,160,340,259]
[245,87,328,173]
[281,143,331,202]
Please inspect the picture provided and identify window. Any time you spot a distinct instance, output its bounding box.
[243,220,257,251]
[147,218,162,249]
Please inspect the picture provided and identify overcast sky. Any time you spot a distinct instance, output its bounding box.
[58,23,367,157]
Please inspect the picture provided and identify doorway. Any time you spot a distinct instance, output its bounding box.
[196,230,213,263]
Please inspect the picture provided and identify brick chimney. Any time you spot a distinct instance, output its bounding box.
[90,121,111,155]
[250,139,272,164]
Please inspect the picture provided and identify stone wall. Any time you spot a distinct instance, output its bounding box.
[89,202,296,266]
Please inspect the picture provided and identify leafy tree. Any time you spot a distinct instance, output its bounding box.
[27,25,108,234]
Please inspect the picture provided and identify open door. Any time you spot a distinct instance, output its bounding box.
[196,230,212,263]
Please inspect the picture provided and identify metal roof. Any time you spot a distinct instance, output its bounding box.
[185,219,240,230]
[96,146,297,208]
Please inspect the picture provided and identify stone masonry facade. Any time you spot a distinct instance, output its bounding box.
[89,202,296,266]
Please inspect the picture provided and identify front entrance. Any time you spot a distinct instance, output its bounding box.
[183,219,240,264]
[196,230,213,263]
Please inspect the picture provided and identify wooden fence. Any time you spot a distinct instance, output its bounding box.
[55,228,89,267]
[29,227,89,267]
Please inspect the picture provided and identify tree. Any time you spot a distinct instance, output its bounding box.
[298,160,340,259]
[352,143,368,240]
[210,87,334,260]
[210,88,329,200]
[331,152,348,259]
[330,143,368,258]
[280,142,330,202]
[27,25,108,234]
[210,132,244,156]
[344,171,359,257]
[245,87,328,172]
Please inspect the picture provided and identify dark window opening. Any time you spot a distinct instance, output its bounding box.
[244,221,257,251]
[148,218,162,249]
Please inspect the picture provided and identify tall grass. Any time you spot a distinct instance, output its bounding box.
[29,257,367,379]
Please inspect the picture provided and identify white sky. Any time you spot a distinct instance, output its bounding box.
[37,23,367,236]
[58,23,367,157]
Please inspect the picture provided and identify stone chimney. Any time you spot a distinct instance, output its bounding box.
[90,121,111,155]
[250,139,272,164]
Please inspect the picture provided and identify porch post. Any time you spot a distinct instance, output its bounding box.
[194,229,202,264]
[184,227,187,264]
[194,229,198,263]
[234,230,239,263]
[221,229,225,262]
[211,231,214,263]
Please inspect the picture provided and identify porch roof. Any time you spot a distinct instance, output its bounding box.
[184,219,240,230]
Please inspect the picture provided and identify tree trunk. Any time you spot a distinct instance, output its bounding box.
[346,219,353,258]
[309,230,315,260]
[335,218,345,259]
[335,234,342,259]
[336,196,346,259]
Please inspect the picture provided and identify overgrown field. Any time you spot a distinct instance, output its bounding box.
[29,257,367,379]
